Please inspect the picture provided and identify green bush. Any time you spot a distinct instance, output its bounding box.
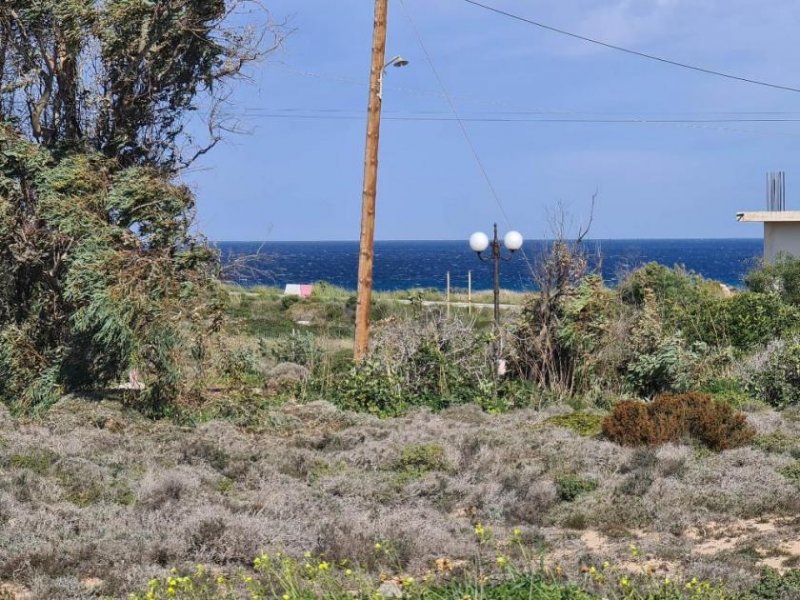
[555,474,598,502]
[746,341,800,408]
[619,264,798,351]
[619,263,718,310]
[742,569,800,600]
[778,461,800,485]
[700,378,754,410]
[280,295,300,311]
[331,358,405,417]
[477,379,539,414]
[270,330,321,367]
[368,312,493,411]
[396,443,449,474]
[676,293,800,350]
[752,431,800,455]
[513,276,622,398]
[543,412,605,437]
[717,293,800,349]
[622,287,700,398]
[625,337,698,398]
[219,346,263,385]
[746,256,800,306]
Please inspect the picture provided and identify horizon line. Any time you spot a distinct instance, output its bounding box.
[210,236,764,243]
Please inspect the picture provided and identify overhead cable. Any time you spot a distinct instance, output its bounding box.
[459,0,800,94]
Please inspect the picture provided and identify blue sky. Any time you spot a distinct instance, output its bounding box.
[185,0,800,241]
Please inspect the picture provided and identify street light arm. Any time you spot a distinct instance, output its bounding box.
[500,249,519,262]
[383,55,409,70]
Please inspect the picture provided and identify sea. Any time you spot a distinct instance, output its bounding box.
[216,239,764,292]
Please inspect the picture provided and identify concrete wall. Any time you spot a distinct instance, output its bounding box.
[764,222,800,261]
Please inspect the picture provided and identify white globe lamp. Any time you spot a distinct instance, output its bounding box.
[504,230,523,252]
[469,231,490,253]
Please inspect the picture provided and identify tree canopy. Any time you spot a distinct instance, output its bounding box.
[0,0,278,412]
[0,0,277,170]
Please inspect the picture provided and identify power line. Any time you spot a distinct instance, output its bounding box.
[459,0,800,94]
[398,0,538,279]
[399,0,511,222]
[242,106,800,117]
[238,112,800,124]
[274,64,800,119]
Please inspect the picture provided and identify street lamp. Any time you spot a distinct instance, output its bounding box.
[470,223,524,326]
[378,56,409,98]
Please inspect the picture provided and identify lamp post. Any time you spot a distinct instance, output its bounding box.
[469,224,524,327]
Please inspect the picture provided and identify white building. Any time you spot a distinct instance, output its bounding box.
[736,211,800,261]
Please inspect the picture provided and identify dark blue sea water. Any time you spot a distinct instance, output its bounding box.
[216,239,764,292]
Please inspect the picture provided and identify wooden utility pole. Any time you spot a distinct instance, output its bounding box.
[354,0,389,361]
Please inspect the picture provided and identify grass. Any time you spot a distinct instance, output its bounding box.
[7,448,57,475]
[223,283,522,340]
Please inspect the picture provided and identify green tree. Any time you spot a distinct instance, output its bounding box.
[0,0,280,170]
[0,1,281,412]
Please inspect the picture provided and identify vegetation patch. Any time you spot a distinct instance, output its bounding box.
[602,392,755,451]
[744,568,800,600]
[778,461,800,485]
[8,449,58,475]
[543,412,605,437]
[129,551,800,599]
[752,431,800,456]
[393,443,450,483]
[746,341,800,409]
[555,474,598,502]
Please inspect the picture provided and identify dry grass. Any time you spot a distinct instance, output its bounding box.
[1,398,800,598]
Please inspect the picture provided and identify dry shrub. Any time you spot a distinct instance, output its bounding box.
[602,392,755,451]
[3,397,798,598]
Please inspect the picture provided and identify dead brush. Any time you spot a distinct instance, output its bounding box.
[602,392,755,451]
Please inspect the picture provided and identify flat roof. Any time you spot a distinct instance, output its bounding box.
[737,211,800,222]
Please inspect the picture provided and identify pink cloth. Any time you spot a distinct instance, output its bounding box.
[299,285,313,298]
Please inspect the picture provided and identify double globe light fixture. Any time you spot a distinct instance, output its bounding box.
[469,224,524,326]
